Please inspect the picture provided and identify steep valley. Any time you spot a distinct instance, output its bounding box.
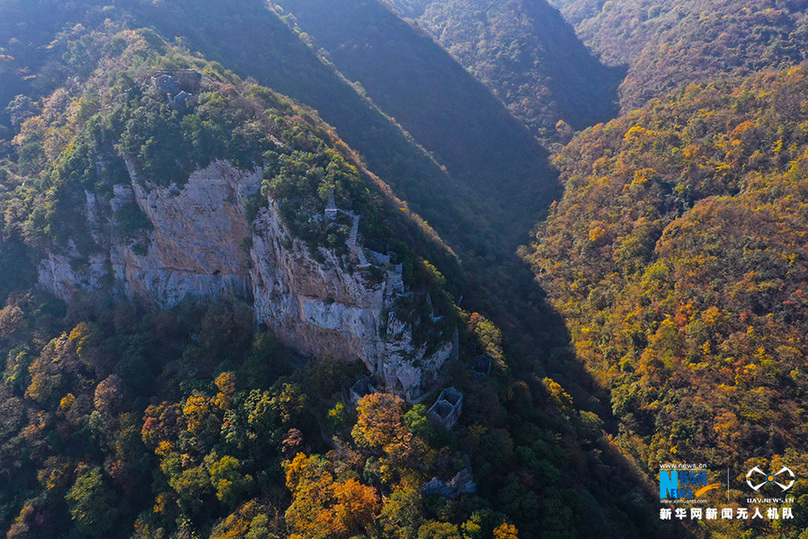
[0,7,668,537]
[4,0,807,537]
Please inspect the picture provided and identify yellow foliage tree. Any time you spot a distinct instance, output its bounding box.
[284,453,380,539]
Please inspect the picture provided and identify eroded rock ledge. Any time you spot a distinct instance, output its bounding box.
[38,160,454,400]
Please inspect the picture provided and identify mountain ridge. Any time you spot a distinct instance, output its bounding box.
[0,6,668,537]
[549,0,808,111]
[388,0,622,140]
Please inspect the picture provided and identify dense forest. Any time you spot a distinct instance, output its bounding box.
[0,4,669,538]
[269,0,555,243]
[387,0,622,142]
[4,0,808,537]
[549,0,808,111]
[527,66,808,536]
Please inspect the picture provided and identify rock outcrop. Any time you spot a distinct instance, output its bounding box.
[37,160,454,400]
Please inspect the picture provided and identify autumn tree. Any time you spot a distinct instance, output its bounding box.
[206,454,254,509]
[284,453,380,539]
[352,392,427,471]
[377,485,425,538]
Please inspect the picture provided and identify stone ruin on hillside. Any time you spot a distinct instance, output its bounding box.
[348,377,378,407]
[427,386,463,429]
[151,70,202,112]
[470,354,491,377]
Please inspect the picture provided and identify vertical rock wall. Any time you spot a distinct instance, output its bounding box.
[37,160,453,400]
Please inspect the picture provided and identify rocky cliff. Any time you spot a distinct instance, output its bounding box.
[38,159,454,400]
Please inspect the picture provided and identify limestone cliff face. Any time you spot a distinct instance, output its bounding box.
[37,160,453,400]
[118,159,255,306]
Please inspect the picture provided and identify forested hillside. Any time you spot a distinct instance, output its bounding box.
[388,0,622,141]
[1,0,558,381]
[258,1,575,384]
[10,0,808,536]
[527,66,808,536]
[0,0,496,263]
[549,0,808,110]
[266,0,555,241]
[0,3,671,537]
